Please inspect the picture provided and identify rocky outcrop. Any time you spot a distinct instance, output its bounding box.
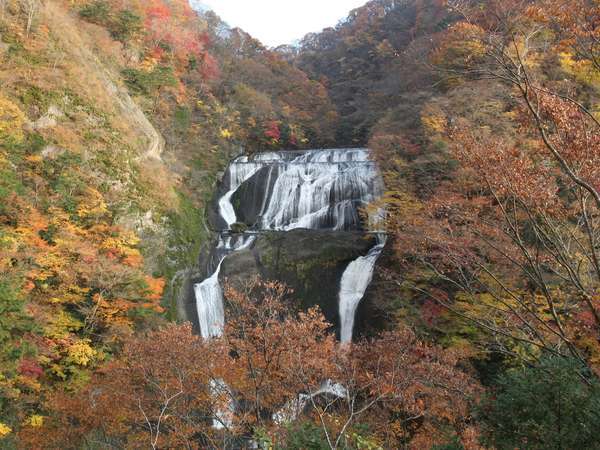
[228,166,279,227]
[194,230,383,338]
[25,105,64,131]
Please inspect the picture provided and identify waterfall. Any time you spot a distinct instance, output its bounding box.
[194,235,255,339]
[219,148,384,232]
[194,234,255,429]
[195,262,225,340]
[196,148,386,429]
[258,163,379,231]
[218,162,264,228]
[338,237,386,343]
[273,380,348,424]
[197,148,385,341]
[210,379,234,429]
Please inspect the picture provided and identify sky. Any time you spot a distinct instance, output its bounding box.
[198,0,367,47]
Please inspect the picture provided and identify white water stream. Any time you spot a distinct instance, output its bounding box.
[338,237,386,343]
[194,148,386,427]
[196,148,385,340]
[194,235,255,339]
[218,148,384,232]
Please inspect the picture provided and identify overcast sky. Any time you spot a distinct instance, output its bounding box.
[199,0,367,47]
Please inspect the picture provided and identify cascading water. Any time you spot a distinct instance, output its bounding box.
[195,148,385,340]
[338,236,387,343]
[194,234,255,339]
[273,380,348,424]
[218,162,264,227]
[219,148,384,232]
[194,234,256,429]
[194,148,386,428]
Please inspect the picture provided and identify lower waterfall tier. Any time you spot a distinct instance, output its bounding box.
[184,230,387,339]
[339,240,386,343]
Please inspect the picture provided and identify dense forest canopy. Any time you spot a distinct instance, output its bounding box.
[1,0,600,448]
[295,0,451,145]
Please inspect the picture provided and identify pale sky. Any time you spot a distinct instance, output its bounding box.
[199,0,367,47]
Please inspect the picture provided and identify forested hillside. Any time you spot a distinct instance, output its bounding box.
[0,0,337,445]
[298,0,600,447]
[296,0,450,145]
[2,0,600,448]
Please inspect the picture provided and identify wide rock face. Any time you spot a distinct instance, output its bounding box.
[220,230,377,333]
[190,149,386,341]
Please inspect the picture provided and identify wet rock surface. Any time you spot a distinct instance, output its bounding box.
[221,231,376,331]
[190,149,386,340]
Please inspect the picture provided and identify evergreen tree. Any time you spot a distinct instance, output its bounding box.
[479,358,600,450]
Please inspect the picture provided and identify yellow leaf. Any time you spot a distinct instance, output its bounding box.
[220,128,233,139]
[67,340,96,366]
[0,95,26,144]
[0,423,11,438]
[28,415,44,428]
[25,155,43,163]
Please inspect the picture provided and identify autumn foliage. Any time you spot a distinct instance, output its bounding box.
[4,0,600,446]
[365,0,600,382]
[22,281,480,449]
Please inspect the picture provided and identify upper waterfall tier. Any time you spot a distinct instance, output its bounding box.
[214,148,384,232]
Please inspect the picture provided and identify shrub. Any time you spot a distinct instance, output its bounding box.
[0,168,24,213]
[79,2,141,43]
[284,422,330,450]
[431,437,464,450]
[0,95,25,145]
[111,10,142,43]
[78,1,110,25]
[173,106,191,132]
[122,66,178,96]
[230,222,248,234]
[479,357,600,450]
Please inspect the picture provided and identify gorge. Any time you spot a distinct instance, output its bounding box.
[6,0,597,446]
[193,148,386,342]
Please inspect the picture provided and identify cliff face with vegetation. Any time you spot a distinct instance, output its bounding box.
[0,0,338,442]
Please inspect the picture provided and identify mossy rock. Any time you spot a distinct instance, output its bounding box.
[220,229,380,338]
[230,222,248,233]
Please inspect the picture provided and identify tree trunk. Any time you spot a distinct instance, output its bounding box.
[25,0,38,37]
